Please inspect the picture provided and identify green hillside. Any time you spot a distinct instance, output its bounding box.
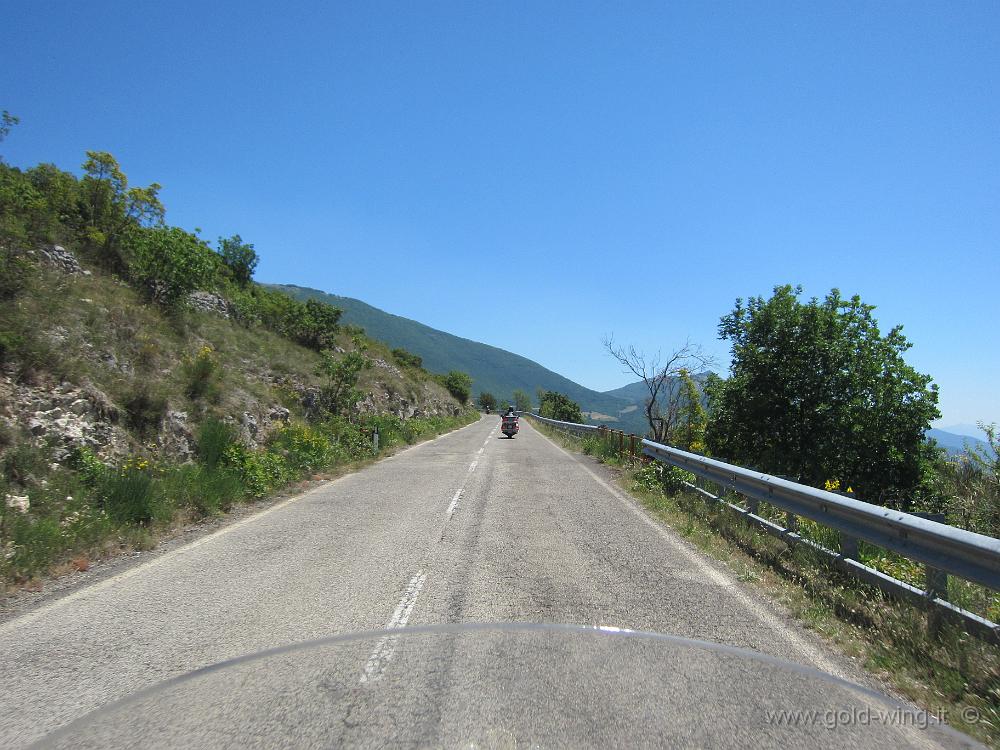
[269,284,632,416]
[0,149,475,588]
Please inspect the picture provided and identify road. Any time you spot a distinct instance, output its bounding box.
[0,416,972,748]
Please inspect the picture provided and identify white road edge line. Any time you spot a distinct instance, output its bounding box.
[359,570,427,684]
[537,430,846,679]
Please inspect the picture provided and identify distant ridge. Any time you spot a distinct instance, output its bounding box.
[268,284,632,416]
[926,428,994,457]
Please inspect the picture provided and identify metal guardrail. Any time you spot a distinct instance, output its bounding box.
[525,412,1000,643]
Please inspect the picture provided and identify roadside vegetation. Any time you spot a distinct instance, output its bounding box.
[0,121,477,590]
[1,409,475,587]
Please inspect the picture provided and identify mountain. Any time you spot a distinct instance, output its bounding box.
[269,285,632,417]
[936,423,989,441]
[602,381,652,404]
[927,429,994,457]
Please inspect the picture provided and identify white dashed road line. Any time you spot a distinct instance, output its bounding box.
[447,489,463,519]
[360,570,427,684]
[362,421,492,683]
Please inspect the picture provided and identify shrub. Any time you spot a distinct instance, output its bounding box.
[318,350,370,418]
[123,385,167,438]
[197,418,237,470]
[224,444,290,498]
[2,440,48,485]
[70,445,107,487]
[364,414,406,450]
[226,284,263,326]
[391,348,423,369]
[124,225,218,307]
[183,345,220,401]
[321,416,373,459]
[189,466,244,515]
[631,463,665,495]
[661,464,697,495]
[97,464,158,525]
[443,370,472,404]
[271,423,331,470]
[5,515,62,580]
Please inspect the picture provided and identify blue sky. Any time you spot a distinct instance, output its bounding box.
[4,1,998,428]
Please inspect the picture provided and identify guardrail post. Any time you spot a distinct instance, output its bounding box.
[786,512,798,532]
[840,533,858,560]
[913,512,949,637]
[926,565,948,638]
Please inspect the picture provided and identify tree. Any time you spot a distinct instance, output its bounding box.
[290,299,343,350]
[217,234,259,286]
[126,226,216,307]
[603,336,712,443]
[539,391,583,423]
[678,369,707,452]
[443,370,472,404]
[318,350,371,418]
[0,111,19,160]
[512,389,532,412]
[705,285,940,505]
[478,391,497,411]
[79,151,163,267]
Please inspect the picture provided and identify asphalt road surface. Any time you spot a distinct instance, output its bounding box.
[0,416,974,748]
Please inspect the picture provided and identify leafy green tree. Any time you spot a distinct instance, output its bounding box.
[318,350,371,418]
[296,299,342,350]
[27,163,80,239]
[443,370,472,404]
[478,391,497,411]
[705,285,940,505]
[539,391,583,423]
[0,165,48,247]
[126,226,217,307]
[79,151,163,267]
[512,389,532,412]
[217,234,259,286]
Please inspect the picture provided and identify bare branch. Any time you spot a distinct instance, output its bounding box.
[603,334,716,443]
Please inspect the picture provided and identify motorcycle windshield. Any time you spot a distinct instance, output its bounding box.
[35,623,974,749]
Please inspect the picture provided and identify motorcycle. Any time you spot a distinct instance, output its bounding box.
[501,413,519,438]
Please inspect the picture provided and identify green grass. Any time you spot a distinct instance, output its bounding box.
[534,420,1000,748]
